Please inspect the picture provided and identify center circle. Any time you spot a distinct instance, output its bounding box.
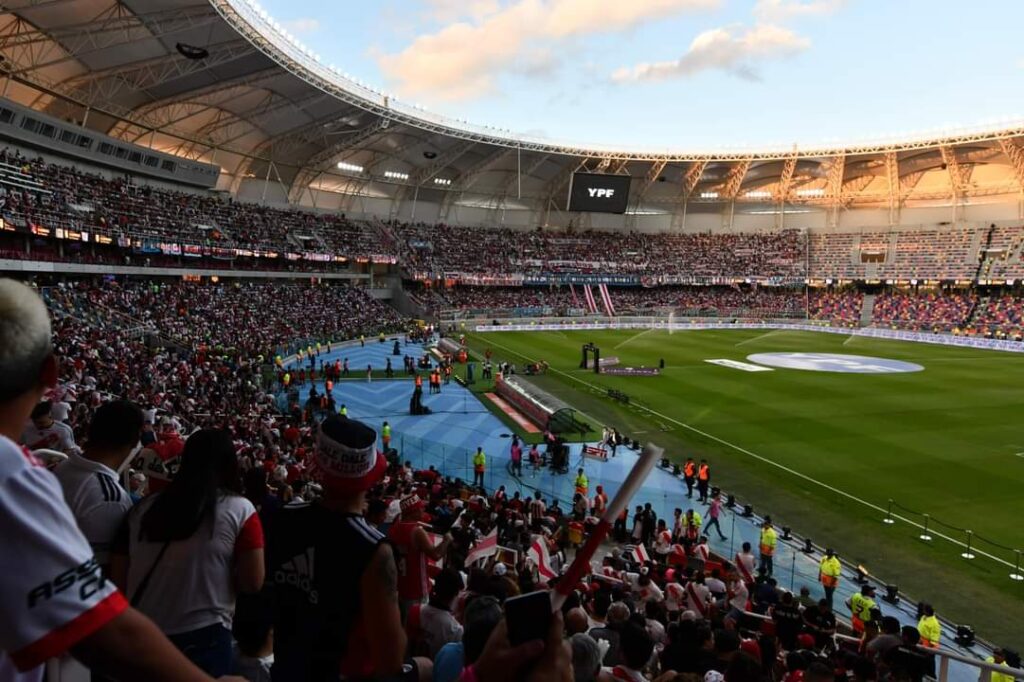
[746,352,924,374]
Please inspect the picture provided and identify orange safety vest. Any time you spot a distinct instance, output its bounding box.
[415,375,423,388]
[698,464,709,481]
[326,380,333,392]
[684,462,696,477]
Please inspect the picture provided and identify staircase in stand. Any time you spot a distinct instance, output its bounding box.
[859,293,876,327]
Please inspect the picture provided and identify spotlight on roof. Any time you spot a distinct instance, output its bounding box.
[700,192,719,199]
[434,178,451,186]
[175,43,209,60]
[337,162,364,173]
[384,171,409,181]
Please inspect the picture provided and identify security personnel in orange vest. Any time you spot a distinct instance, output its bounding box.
[683,458,696,498]
[593,485,608,516]
[818,548,841,609]
[758,516,778,576]
[414,373,423,389]
[696,460,711,502]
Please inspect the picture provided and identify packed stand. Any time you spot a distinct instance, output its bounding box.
[4,278,1018,682]
[0,147,393,262]
[389,221,807,280]
[966,292,1024,340]
[870,290,976,332]
[808,290,863,325]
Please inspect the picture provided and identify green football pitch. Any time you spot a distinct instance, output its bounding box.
[464,328,1024,648]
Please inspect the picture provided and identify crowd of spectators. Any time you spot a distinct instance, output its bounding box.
[5,276,1022,682]
[808,290,863,325]
[0,147,392,261]
[870,291,976,333]
[388,221,807,280]
[37,278,404,447]
[431,286,805,318]
[964,293,1024,340]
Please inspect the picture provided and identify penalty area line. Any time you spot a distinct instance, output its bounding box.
[613,327,655,349]
[473,333,1017,570]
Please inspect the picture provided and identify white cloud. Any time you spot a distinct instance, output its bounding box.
[611,24,810,82]
[376,0,719,101]
[424,0,501,22]
[752,0,844,23]
[282,17,321,34]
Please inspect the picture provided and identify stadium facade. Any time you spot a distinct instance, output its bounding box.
[5,0,1024,235]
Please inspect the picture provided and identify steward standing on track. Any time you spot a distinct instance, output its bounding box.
[683,457,696,498]
[472,447,486,487]
[696,459,711,502]
[818,548,841,609]
[381,421,392,450]
[758,516,777,576]
[847,584,878,634]
[574,468,589,497]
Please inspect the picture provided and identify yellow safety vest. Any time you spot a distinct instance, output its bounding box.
[382,425,392,438]
[687,511,702,528]
[986,658,1014,682]
[819,556,841,587]
[850,593,876,622]
[473,451,486,470]
[575,473,589,491]
[917,615,941,646]
[759,527,777,555]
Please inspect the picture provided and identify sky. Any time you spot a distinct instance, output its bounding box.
[250,0,1024,150]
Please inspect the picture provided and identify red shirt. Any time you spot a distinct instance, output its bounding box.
[387,522,429,601]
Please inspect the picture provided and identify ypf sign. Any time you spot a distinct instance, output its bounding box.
[568,172,632,213]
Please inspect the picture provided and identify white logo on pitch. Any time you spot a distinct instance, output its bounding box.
[588,188,615,198]
[746,352,924,374]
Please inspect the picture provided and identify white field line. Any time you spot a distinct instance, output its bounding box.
[842,335,857,346]
[613,327,655,349]
[476,334,1018,570]
[734,329,786,347]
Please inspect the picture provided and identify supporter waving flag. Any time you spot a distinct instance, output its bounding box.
[464,527,498,566]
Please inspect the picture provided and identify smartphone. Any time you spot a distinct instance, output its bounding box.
[505,590,553,646]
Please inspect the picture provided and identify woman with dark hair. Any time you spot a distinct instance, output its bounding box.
[112,429,265,676]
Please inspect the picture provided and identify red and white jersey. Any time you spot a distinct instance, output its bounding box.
[529,499,546,519]
[735,551,757,583]
[693,542,710,561]
[0,435,127,675]
[53,454,133,565]
[20,421,79,455]
[665,582,686,612]
[125,492,263,635]
[684,582,712,614]
[655,530,673,555]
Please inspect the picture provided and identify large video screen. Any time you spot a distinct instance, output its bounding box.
[567,172,632,213]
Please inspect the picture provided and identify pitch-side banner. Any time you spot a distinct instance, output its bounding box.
[473,321,1024,353]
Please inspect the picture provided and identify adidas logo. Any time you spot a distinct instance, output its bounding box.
[274,548,319,605]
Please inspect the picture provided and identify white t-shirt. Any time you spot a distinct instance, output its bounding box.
[20,421,80,455]
[0,435,127,677]
[418,604,463,659]
[125,492,263,635]
[50,401,72,423]
[53,454,134,565]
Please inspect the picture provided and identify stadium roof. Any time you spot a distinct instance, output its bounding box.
[5,0,1024,217]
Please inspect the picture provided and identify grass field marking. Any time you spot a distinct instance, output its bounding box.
[842,334,857,346]
[734,329,786,347]
[475,333,1019,570]
[613,328,655,349]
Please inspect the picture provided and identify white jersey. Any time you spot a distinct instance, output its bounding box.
[0,435,126,676]
[20,421,80,455]
[125,491,264,635]
[53,454,134,565]
[49,401,72,423]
